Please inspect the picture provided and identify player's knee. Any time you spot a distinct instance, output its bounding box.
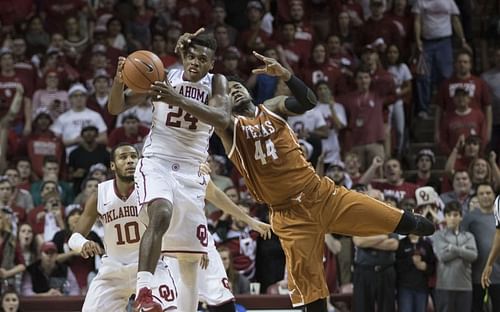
[148,199,173,232]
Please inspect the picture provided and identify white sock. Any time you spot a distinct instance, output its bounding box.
[136,271,153,294]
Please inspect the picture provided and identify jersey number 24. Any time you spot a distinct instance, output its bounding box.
[166,105,198,130]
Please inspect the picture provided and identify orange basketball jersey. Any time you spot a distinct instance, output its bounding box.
[228,104,321,209]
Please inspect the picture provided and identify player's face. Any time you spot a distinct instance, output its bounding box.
[2,293,19,312]
[111,146,139,182]
[183,45,214,82]
[228,81,252,110]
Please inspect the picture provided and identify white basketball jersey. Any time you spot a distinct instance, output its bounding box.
[97,180,144,265]
[142,69,214,164]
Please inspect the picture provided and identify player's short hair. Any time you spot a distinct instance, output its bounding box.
[444,201,462,216]
[110,143,139,162]
[190,33,217,51]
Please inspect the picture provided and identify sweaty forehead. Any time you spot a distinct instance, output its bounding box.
[187,45,214,59]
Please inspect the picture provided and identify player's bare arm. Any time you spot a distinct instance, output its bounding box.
[252,51,317,117]
[108,57,149,115]
[151,74,231,129]
[68,192,103,258]
[481,229,500,288]
[205,180,272,240]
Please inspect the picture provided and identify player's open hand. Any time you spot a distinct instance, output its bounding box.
[115,56,126,83]
[200,254,209,270]
[249,219,272,240]
[81,241,103,259]
[175,27,205,55]
[150,80,180,104]
[252,51,291,81]
[481,265,493,288]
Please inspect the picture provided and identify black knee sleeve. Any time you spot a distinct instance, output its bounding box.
[303,298,327,312]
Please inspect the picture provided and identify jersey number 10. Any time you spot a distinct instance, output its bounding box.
[114,222,140,245]
[254,139,278,165]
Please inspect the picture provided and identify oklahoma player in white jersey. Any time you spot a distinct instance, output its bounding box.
[67,144,177,311]
[481,195,500,289]
[109,29,257,311]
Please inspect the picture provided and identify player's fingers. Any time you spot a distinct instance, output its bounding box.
[252,67,267,75]
[191,27,205,37]
[252,51,268,62]
[81,249,89,259]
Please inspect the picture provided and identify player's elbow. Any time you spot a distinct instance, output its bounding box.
[211,95,232,129]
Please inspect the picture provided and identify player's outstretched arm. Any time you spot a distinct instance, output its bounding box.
[205,180,272,239]
[108,57,148,115]
[151,74,231,129]
[68,192,103,258]
[252,51,317,117]
[482,229,500,288]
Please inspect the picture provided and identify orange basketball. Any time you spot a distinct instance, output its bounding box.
[122,50,165,93]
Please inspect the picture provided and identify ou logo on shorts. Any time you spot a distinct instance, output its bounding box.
[196,224,208,247]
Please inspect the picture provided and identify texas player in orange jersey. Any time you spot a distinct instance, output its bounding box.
[153,51,435,311]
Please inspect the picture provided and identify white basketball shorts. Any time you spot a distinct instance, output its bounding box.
[82,257,177,311]
[135,156,209,255]
[168,233,235,306]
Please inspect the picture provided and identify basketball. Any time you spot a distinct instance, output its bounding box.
[122,50,165,93]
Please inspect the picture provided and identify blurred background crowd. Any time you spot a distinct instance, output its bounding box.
[0,0,499,311]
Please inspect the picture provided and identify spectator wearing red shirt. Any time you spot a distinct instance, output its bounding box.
[385,0,414,60]
[151,33,177,69]
[439,88,487,155]
[27,186,65,239]
[331,11,358,56]
[406,149,442,193]
[356,0,402,54]
[40,0,88,34]
[370,158,419,202]
[0,49,33,136]
[175,0,212,34]
[288,1,314,50]
[86,70,115,132]
[237,1,273,56]
[0,177,26,225]
[3,167,34,213]
[108,114,149,148]
[19,109,65,179]
[206,3,238,46]
[0,200,26,288]
[277,21,311,74]
[435,51,492,144]
[326,34,355,74]
[214,25,244,74]
[16,158,33,191]
[301,43,347,96]
[340,69,387,170]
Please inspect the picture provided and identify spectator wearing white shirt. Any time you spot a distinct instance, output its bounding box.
[287,98,329,166]
[50,84,107,158]
[313,80,347,166]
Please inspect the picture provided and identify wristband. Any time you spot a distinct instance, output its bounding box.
[68,233,89,252]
